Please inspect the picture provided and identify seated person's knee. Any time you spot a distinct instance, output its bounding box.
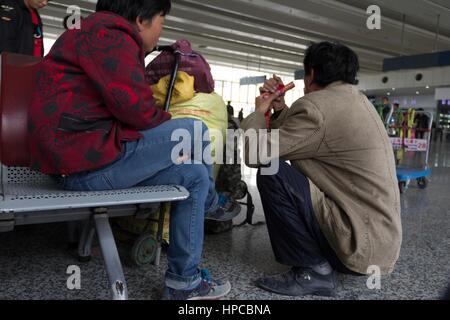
[178,163,210,189]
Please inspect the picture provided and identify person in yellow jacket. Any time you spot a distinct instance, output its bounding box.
[151,71,228,176]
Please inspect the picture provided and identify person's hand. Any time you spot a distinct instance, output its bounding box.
[271,96,288,112]
[260,74,284,94]
[255,92,282,115]
[259,74,287,112]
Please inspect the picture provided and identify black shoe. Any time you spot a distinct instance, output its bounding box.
[256,267,337,297]
[205,198,241,222]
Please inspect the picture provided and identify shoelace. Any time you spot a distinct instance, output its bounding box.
[292,268,312,281]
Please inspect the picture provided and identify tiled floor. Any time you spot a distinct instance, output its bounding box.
[0,142,449,300]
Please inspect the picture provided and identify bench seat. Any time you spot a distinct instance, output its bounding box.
[1,180,188,214]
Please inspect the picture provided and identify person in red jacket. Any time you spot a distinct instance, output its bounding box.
[28,0,235,300]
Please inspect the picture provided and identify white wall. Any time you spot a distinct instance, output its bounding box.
[358,66,450,92]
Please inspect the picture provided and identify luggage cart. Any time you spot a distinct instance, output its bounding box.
[390,110,434,194]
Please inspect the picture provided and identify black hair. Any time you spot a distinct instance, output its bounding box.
[96,0,171,23]
[303,42,359,87]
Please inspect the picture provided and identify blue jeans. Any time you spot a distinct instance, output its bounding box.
[60,118,219,290]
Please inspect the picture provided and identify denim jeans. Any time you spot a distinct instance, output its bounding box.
[60,118,219,290]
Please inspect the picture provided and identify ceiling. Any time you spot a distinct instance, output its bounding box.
[40,0,450,76]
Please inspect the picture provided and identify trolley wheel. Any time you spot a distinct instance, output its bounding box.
[417,177,428,189]
[131,234,158,267]
[399,182,407,194]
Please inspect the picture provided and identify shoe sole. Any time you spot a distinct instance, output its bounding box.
[257,282,337,298]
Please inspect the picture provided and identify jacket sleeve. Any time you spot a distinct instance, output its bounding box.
[270,107,289,130]
[77,25,170,130]
[240,98,325,168]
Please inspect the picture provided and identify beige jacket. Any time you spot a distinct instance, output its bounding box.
[241,82,402,275]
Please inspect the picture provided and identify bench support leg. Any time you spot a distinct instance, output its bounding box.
[78,219,95,262]
[94,213,128,300]
[154,205,166,267]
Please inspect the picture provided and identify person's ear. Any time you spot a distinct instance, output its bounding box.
[135,17,143,31]
[309,68,315,85]
[135,17,150,32]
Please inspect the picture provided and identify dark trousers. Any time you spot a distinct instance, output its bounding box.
[257,161,357,274]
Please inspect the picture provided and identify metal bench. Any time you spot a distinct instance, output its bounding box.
[0,53,189,300]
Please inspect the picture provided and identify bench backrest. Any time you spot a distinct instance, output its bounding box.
[0,53,43,167]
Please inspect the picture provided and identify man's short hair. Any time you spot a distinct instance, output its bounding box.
[96,0,171,23]
[303,42,359,87]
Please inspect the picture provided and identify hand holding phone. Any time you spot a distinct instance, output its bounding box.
[257,81,295,129]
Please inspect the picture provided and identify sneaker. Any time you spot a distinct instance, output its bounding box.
[256,267,337,297]
[205,195,241,222]
[162,269,231,300]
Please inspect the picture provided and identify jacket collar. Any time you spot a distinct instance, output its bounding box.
[326,81,346,88]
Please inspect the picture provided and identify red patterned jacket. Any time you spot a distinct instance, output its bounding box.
[28,12,171,175]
